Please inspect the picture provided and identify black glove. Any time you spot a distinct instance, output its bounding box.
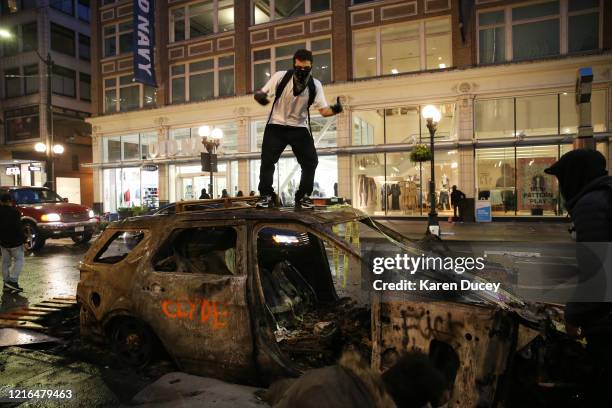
[254,90,269,106]
[330,96,343,114]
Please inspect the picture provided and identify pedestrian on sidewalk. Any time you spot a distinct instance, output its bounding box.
[199,188,210,199]
[253,48,343,209]
[0,193,26,292]
[545,148,612,407]
[450,185,466,219]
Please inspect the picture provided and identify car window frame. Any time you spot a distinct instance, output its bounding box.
[93,228,147,264]
[150,222,246,277]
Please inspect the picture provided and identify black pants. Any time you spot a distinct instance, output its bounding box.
[258,124,318,198]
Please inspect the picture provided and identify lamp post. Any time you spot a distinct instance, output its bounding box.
[421,105,442,237]
[199,126,223,198]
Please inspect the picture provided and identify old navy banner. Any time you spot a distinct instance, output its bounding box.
[133,0,156,87]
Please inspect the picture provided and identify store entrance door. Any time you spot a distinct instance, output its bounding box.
[178,173,227,200]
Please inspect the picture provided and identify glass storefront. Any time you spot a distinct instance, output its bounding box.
[476,145,564,216]
[475,89,608,139]
[352,150,459,216]
[249,155,338,205]
[169,160,239,202]
[102,167,159,212]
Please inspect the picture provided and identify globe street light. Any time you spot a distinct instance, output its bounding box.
[34,142,47,153]
[422,105,441,237]
[199,126,223,198]
[52,144,65,154]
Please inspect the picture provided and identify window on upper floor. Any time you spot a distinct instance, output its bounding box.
[79,34,91,61]
[78,0,90,22]
[103,75,157,113]
[0,23,36,56]
[51,23,76,57]
[252,37,332,90]
[252,0,329,24]
[24,64,38,94]
[170,0,234,43]
[4,67,21,98]
[353,17,451,79]
[52,65,76,98]
[477,0,601,65]
[80,73,91,101]
[170,54,235,104]
[5,106,40,142]
[51,0,74,15]
[22,22,37,52]
[103,21,133,58]
[0,0,36,14]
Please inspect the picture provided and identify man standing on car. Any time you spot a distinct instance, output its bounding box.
[253,49,343,209]
[0,193,26,292]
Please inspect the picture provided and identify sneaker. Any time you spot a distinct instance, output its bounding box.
[5,281,22,292]
[295,195,314,209]
[256,194,276,208]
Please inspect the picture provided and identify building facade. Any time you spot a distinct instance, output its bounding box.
[0,0,93,206]
[87,0,612,218]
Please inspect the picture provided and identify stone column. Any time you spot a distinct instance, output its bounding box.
[154,117,170,206]
[456,88,476,197]
[91,126,104,214]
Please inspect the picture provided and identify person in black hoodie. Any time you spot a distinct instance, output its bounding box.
[0,193,26,292]
[545,149,612,406]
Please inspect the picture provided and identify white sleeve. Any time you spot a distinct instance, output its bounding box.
[312,80,329,110]
[261,71,286,98]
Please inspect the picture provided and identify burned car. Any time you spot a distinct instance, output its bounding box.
[77,198,580,406]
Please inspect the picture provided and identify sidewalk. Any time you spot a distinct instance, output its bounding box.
[378,220,573,243]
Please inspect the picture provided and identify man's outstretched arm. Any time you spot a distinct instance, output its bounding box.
[319,97,343,117]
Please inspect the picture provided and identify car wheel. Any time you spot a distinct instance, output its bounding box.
[111,319,156,367]
[23,221,45,251]
[71,232,93,245]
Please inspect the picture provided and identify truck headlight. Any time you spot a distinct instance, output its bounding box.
[88,210,95,218]
[41,213,61,222]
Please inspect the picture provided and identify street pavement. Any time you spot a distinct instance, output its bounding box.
[1,238,86,314]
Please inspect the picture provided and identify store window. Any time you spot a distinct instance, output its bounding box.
[476,90,608,140]
[170,54,235,103]
[50,23,75,57]
[474,98,514,139]
[5,107,40,142]
[475,147,517,215]
[248,156,337,204]
[102,133,159,163]
[250,115,336,152]
[516,94,558,137]
[385,107,419,144]
[353,17,451,78]
[1,25,17,56]
[252,37,332,90]
[1,0,36,13]
[477,0,601,64]
[169,0,234,43]
[476,146,561,216]
[103,167,159,212]
[52,65,76,98]
[104,75,157,113]
[252,0,329,25]
[103,21,132,57]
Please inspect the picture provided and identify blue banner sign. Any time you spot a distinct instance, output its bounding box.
[133,0,156,87]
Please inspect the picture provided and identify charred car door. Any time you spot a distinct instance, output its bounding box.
[133,222,255,382]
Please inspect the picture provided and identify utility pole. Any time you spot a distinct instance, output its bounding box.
[45,52,55,188]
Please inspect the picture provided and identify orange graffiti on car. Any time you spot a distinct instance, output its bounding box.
[161,298,230,329]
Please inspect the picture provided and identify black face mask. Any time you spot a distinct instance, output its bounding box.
[293,66,311,95]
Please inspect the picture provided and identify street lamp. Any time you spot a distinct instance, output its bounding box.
[0,28,13,39]
[199,125,223,198]
[422,105,442,237]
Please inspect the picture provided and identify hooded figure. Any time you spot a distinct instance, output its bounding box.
[544,149,611,241]
[545,149,612,407]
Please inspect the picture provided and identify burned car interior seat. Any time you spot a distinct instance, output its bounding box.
[153,227,237,275]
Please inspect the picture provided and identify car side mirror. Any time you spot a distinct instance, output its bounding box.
[63,198,69,202]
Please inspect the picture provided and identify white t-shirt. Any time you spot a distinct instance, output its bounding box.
[261,70,329,128]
